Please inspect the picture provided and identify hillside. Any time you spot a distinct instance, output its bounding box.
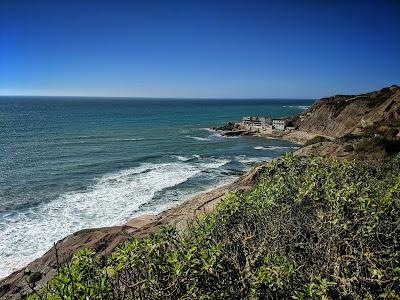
[298,85,400,137]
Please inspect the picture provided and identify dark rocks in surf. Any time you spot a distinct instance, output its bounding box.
[212,122,250,136]
[212,122,239,131]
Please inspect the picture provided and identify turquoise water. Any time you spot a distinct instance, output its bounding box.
[0,97,313,277]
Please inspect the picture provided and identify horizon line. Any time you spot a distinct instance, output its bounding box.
[0,94,315,101]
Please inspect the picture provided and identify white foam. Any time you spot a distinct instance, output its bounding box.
[185,132,237,141]
[254,146,299,151]
[283,105,310,110]
[0,159,228,278]
[185,135,211,141]
[149,176,236,213]
[110,137,162,142]
[236,155,272,164]
[59,137,160,145]
[210,132,239,139]
[175,155,201,162]
[177,155,190,161]
[199,128,215,132]
[205,131,239,139]
[120,138,144,141]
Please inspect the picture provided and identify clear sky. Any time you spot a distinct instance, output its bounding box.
[1,0,399,99]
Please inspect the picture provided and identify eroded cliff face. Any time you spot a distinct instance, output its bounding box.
[298,85,400,137]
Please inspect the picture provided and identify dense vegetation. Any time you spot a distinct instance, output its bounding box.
[29,154,400,299]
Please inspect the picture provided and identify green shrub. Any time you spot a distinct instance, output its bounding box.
[29,154,400,299]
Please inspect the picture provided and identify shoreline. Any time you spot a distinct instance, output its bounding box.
[212,122,324,145]
[0,124,318,299]
[254,129,320,144]
[0,126,313,299]
[0,154,272,299]
[0,124,317,299]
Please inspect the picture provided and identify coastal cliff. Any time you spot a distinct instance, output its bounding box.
[215,85,400,160]
[298,85,400,137]
[1,85,400,299]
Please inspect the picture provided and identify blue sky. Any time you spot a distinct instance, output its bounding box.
[1,0,399,98]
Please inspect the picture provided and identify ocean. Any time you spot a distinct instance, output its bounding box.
[0,97,313,278]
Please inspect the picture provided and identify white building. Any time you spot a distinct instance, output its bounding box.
[242,116,272,127]
[272,119,287,130]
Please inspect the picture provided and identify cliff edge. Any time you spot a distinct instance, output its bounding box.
[298,85,400,137]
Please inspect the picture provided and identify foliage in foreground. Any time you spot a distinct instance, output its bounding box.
[30,154,400,299]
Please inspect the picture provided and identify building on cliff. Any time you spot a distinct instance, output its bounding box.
[242,116,272,128]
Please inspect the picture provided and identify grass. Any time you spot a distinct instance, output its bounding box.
[29,154,400,299]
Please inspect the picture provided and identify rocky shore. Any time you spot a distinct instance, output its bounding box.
[212,121,322,145]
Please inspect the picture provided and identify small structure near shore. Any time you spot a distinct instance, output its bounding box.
[241,116,293,131]
[242,116,272,127]
[272,118,288,130]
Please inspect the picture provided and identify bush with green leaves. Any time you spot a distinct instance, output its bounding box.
[29,154,400,299]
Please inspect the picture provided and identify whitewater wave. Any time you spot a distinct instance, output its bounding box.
[186,130,238,140]
[254,145,299,151]
[200,128,213,132]
[210,132,239,139]
[201,128,238,138]
[283,105,310,110]
[0,158,228,278]
[177,155,191,161]
[57,137,162,145]
[110,137,163,142]
[236,155,272,164]
[176,154,201,162]
[185,135,211,141]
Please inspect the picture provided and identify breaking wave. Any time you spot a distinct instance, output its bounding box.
[235,155,272,164]
[283,105,310,110]
[0,158,228,278]
[185,135,212,141]
[254,145,299,151]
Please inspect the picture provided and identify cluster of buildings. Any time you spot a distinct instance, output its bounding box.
[242,116,295,131]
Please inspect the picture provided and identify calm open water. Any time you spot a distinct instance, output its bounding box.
[0,97,313,277]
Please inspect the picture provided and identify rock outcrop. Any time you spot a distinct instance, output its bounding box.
[298,85,400,137]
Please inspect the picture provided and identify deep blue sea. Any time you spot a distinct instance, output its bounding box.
[0,97,313,277]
